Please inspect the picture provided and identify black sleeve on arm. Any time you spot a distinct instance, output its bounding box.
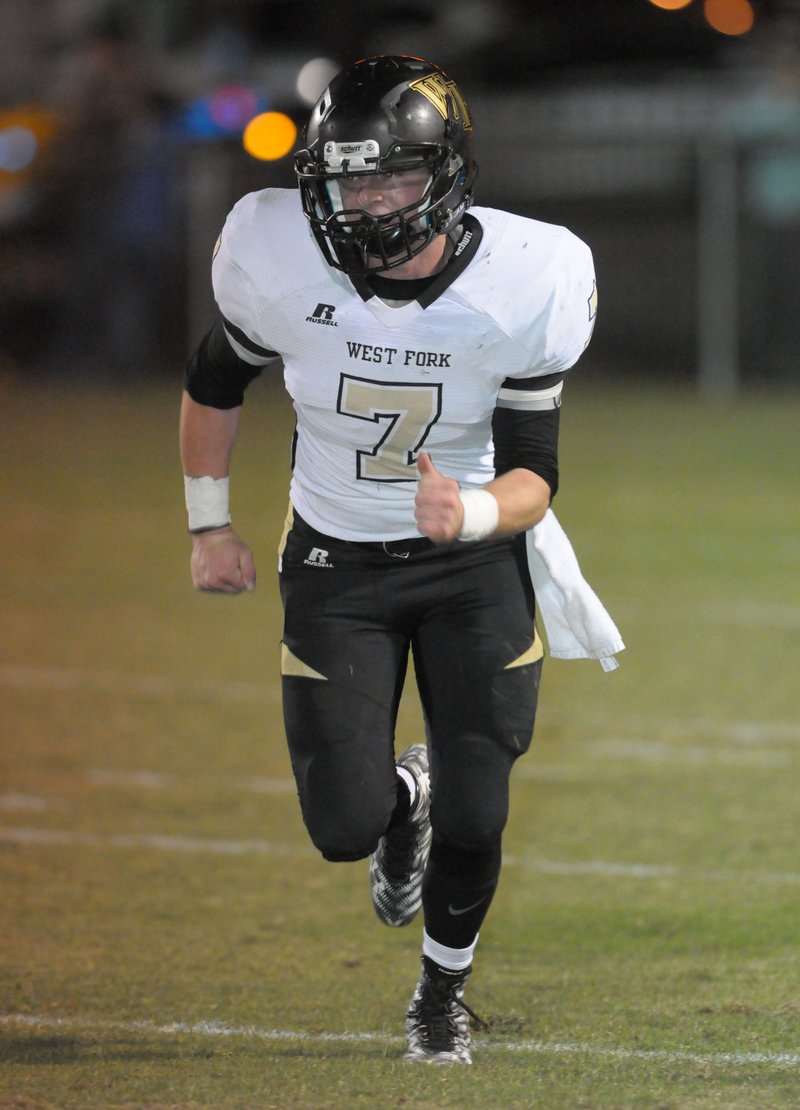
[184,319,271,409]
[492,405,561,499]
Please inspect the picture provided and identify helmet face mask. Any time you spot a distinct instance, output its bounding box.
[294,56,477,276]
[324,167,436,272]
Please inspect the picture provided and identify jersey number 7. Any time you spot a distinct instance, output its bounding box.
[337,374,443,482]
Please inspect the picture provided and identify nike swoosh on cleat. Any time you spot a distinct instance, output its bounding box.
[447,898,486,916]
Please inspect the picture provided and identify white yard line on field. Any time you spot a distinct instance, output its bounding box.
[0,825,315,857]
[89,769,173,789]
[589,739,793,767]
[86,770,297,794]
[702,601,800,631]
[0,794,52,812]
[597,717,800,745]
[3,824,800,884]
[0,1012,798,1068]
[0,664,278,705]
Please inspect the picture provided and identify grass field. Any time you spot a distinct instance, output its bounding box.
[1,370,799,1109]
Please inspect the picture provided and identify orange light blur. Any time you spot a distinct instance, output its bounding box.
[243,112,298,161]
[0,106,58,183]
[703,0,755,35]
[648,0,693,10]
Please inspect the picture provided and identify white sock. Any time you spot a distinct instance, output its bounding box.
[396,765,417,811]
[422,928,478,972]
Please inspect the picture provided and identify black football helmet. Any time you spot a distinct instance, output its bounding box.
[294,55,478,275]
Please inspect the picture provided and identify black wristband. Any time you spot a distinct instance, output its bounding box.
[188,523,232,535]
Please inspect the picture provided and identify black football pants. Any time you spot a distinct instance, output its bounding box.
[279,509,542,948]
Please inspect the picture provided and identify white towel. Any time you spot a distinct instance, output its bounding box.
[526,508,625,672]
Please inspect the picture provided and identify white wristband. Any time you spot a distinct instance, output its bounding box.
[184,475,231,533]
[458,488,499,542]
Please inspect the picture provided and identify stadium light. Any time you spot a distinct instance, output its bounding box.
[296,58,339,107]
[703,0,755,35]
[647,0,693,10]
[183,85,269,140]
[243,111,298,160]
[0,125,38,173]
[209,85,260,132]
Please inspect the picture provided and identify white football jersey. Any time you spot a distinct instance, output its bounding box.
[212,188,596,541]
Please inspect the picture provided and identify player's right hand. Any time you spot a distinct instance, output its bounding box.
[190,526,256,594]
[415,451,464,543]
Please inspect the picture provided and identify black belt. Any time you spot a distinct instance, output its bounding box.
[293,510,437,559]
[372,536,437,559]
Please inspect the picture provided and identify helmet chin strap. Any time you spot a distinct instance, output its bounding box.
[348,209,428,269]
[369,222,422,257]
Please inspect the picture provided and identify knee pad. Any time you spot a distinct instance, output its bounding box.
[298,756,393,863]
[319,843,374,863]
[302,804,386,863]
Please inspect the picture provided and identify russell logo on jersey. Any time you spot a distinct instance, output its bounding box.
[306,303,339,326]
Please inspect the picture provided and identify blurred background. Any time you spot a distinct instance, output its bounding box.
[1,0,798,394]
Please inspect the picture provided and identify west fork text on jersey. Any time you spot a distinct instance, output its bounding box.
[347,342,452,368]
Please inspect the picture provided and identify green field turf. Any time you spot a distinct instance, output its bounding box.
[1,371,798,1109]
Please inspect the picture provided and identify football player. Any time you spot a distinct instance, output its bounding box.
[180,55,598,1064]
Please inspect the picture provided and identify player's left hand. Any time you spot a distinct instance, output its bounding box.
[415,451,464,543]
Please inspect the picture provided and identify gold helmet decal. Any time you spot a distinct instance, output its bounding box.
[409,73,473,131]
